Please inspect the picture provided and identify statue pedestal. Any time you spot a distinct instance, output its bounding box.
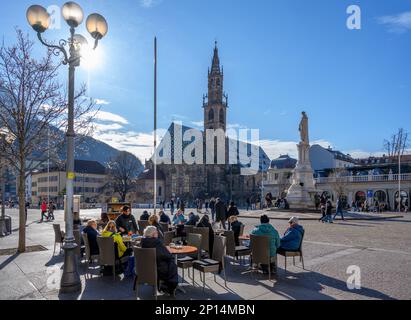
[286,142,316,209]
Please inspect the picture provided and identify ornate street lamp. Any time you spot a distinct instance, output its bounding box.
[26,1,108,294]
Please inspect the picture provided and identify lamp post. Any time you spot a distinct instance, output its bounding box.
[26,2,108,293]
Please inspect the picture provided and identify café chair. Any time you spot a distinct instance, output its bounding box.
[52,224,65,256]
[192,235,227,292]
[159,222,169,233]
[277,230,305,272]
[138,220,150,235]
[223,230,251,267]
[163,231,175,246]
[184,225,194,235]
[133,247,158,300]
[97,236,128,281]
[82,233,99,273]
[249,234,276,280]
[239,224,245,236]
[177,233,202,282]
[192,227,209,256]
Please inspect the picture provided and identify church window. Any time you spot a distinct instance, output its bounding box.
[209,109,214,121]
[217,78,220,86]
[219,109,224,124]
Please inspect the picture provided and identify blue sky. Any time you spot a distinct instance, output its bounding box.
[1,0,411,162]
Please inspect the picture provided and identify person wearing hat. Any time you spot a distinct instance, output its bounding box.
[278,217,304,252]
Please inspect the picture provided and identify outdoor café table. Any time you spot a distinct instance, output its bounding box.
[122,235,142,248]
[239,234,250,241]
[167,245,198,293]
[238,234,250,245]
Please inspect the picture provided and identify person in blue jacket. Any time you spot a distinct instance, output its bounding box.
[278,216,304,252]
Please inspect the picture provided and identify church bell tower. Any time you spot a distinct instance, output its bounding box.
[203,42,228,132]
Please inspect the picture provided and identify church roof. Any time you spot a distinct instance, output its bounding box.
[270,154,297,169]
[137,168,165,181]
[155,122,271,172]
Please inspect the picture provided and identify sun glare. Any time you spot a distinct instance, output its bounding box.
[81,45,103,70]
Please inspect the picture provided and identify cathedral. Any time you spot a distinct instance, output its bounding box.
[137,43,271,206]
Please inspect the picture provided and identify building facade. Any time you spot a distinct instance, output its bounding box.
[31,160,107,206]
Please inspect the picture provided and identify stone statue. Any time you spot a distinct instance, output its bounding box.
[299,111,309,144]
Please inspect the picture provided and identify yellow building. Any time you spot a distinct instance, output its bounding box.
[31,160,107,206]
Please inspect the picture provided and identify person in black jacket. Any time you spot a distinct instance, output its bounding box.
[227,201,239,217]
[141,226,178,295]
[227,215,243,246]
[215,198,228,230]
[82,219,100,256]
[140,210,150,221]
[185,212,200,226]
[115,206,138,235]
[196,214,214,257]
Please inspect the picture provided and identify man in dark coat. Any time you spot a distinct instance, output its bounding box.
[197,214,214,257]
[141,226,178,295]
[215,198,228,230]
[115,205,138,235]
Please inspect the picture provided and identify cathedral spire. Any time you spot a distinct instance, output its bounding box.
[211,41,221,74]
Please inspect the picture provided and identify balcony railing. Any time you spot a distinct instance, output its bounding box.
[315,174,411,184]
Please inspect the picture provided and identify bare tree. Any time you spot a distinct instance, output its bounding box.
[107,151,142,202]
[330,168,349,202]
[384,128,409,161]
[0,29,95,252]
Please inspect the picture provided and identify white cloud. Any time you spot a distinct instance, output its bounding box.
[94,99,110,105]
[259,140,299,159]
[94,123,124,132]
[378,11,411,33]
[141,0,162,8]
[92,110,129,125]
[191,121,204,128]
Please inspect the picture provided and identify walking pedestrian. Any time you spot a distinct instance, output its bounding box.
[40,200,48,222]
[47,201,55,221]
[215,198,228,230]
[323,198,333,223]
[209,197,216,222]
[333,198,345,221]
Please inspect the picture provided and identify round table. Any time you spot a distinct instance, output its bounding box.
[167,245,197,255]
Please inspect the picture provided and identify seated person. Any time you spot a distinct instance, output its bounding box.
[278,217,304,252]
[115,205,138,235]
[158,210,171,224]
[185,212,199,226]
[172,209,187,225]
[141,226,178,296]
[82,219,100,256]
[250,214,280,273]
[227,215,243,246]
[196,214,214,257]
[101,221,133,259]
[99,212,109,228]
[148,214,164,239]
[140,210,150,221]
